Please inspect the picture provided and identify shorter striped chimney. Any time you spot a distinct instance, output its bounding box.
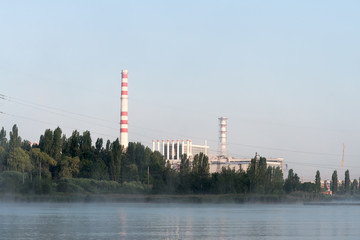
[219,117,227,156]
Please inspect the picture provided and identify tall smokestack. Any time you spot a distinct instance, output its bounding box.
[120,70,129,149]
[219,117,227,156]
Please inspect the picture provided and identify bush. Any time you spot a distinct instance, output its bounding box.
[121,181,146,194]
[55,178,147,194]
[57,179,86,193]
[56,178,122,194]
[0,171,24,193]
[31,177,53,194]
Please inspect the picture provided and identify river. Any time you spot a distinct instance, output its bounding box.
[0,202,359,239]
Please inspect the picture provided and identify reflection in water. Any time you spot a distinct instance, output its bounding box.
[117,208,128,237]
[1,202,360,239]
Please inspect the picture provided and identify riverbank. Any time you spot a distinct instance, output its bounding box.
[0,192,322,203]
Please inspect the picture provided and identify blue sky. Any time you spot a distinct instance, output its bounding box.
[1,1,359,180]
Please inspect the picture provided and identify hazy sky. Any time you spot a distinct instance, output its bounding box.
[1,1,359,180]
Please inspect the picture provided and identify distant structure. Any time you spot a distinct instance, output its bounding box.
[120,70,129,149]
[209,155,284,173]
[151,139,209,170]
[152,139,209,160]
[150,117,284,173]
[213,117,283,173]
[219,117,227,156]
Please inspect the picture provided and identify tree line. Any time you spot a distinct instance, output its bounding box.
[0,124,357,196]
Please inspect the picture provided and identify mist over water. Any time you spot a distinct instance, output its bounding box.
[1,202,359,239]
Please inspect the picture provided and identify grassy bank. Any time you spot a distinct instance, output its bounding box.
[1,171,354,204]
[0,192,320,203]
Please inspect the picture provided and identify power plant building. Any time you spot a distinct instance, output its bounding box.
[209,156,284,173]
[152,139,209,161]
[121,72,285,174]
[151,139,283,173]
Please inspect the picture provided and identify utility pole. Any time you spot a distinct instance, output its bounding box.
[254,152,259,172]
[147,165,149,186]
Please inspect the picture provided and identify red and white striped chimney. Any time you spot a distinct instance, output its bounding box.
[120,70,129,149]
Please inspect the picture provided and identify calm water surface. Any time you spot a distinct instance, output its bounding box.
[0,201,359,239]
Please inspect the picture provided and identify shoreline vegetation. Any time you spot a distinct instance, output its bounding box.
[1,192,359,204]
[0,193,320,203]
[1,124,359,203]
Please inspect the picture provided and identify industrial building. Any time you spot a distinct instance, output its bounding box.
[119,70,284,174]
[150,117,284,173]
[214,117,284,172]
[151,139,209,171]
[209,155,284,173]
[152,139,209,160]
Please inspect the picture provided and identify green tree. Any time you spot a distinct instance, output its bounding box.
[59,156,80,178]
[0,127,7,172]
[273,167,284,194]
[301,182,315,192]
[91,137,109,180]
[51,127,63,161]
[6,147,31,184]
[79,131,94,178]
[39,129,53,155]
[178,154,191,193]
[221,166,237,193]
[109,139,122,182]
[163,161,179,193]
[91,158,110,180]
[0,127,7,148]
[180,154,190,175]
[247,157,257,192]
[126,164,139,182]
[61,134,68,156]
[80,131,92,157]
[331,170,338,194]
[148,151,166,192]
[233,169,250,194]
[95,138,103,153]
[191,153,210,193]
[344,169,350,194]
[247,154,268,193]
[122,142,150,183]
[264,166,273,194]
[284,169,301,193]
[351,179,358,195]
[0,127,6,172]
[0,145,5,172]
[9,124,21,151]
[257,157,267,193]
[29,148,56,180]
[315,170,321,193]
[21,140,31,151]
[68,130,80,157]
[192,153,209,176]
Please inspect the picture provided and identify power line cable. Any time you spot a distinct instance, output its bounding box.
[3,112,359,172]
[2,93,360,161]
[0,93,119,124]
[0,111,118,139]
[0,93,120,131]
